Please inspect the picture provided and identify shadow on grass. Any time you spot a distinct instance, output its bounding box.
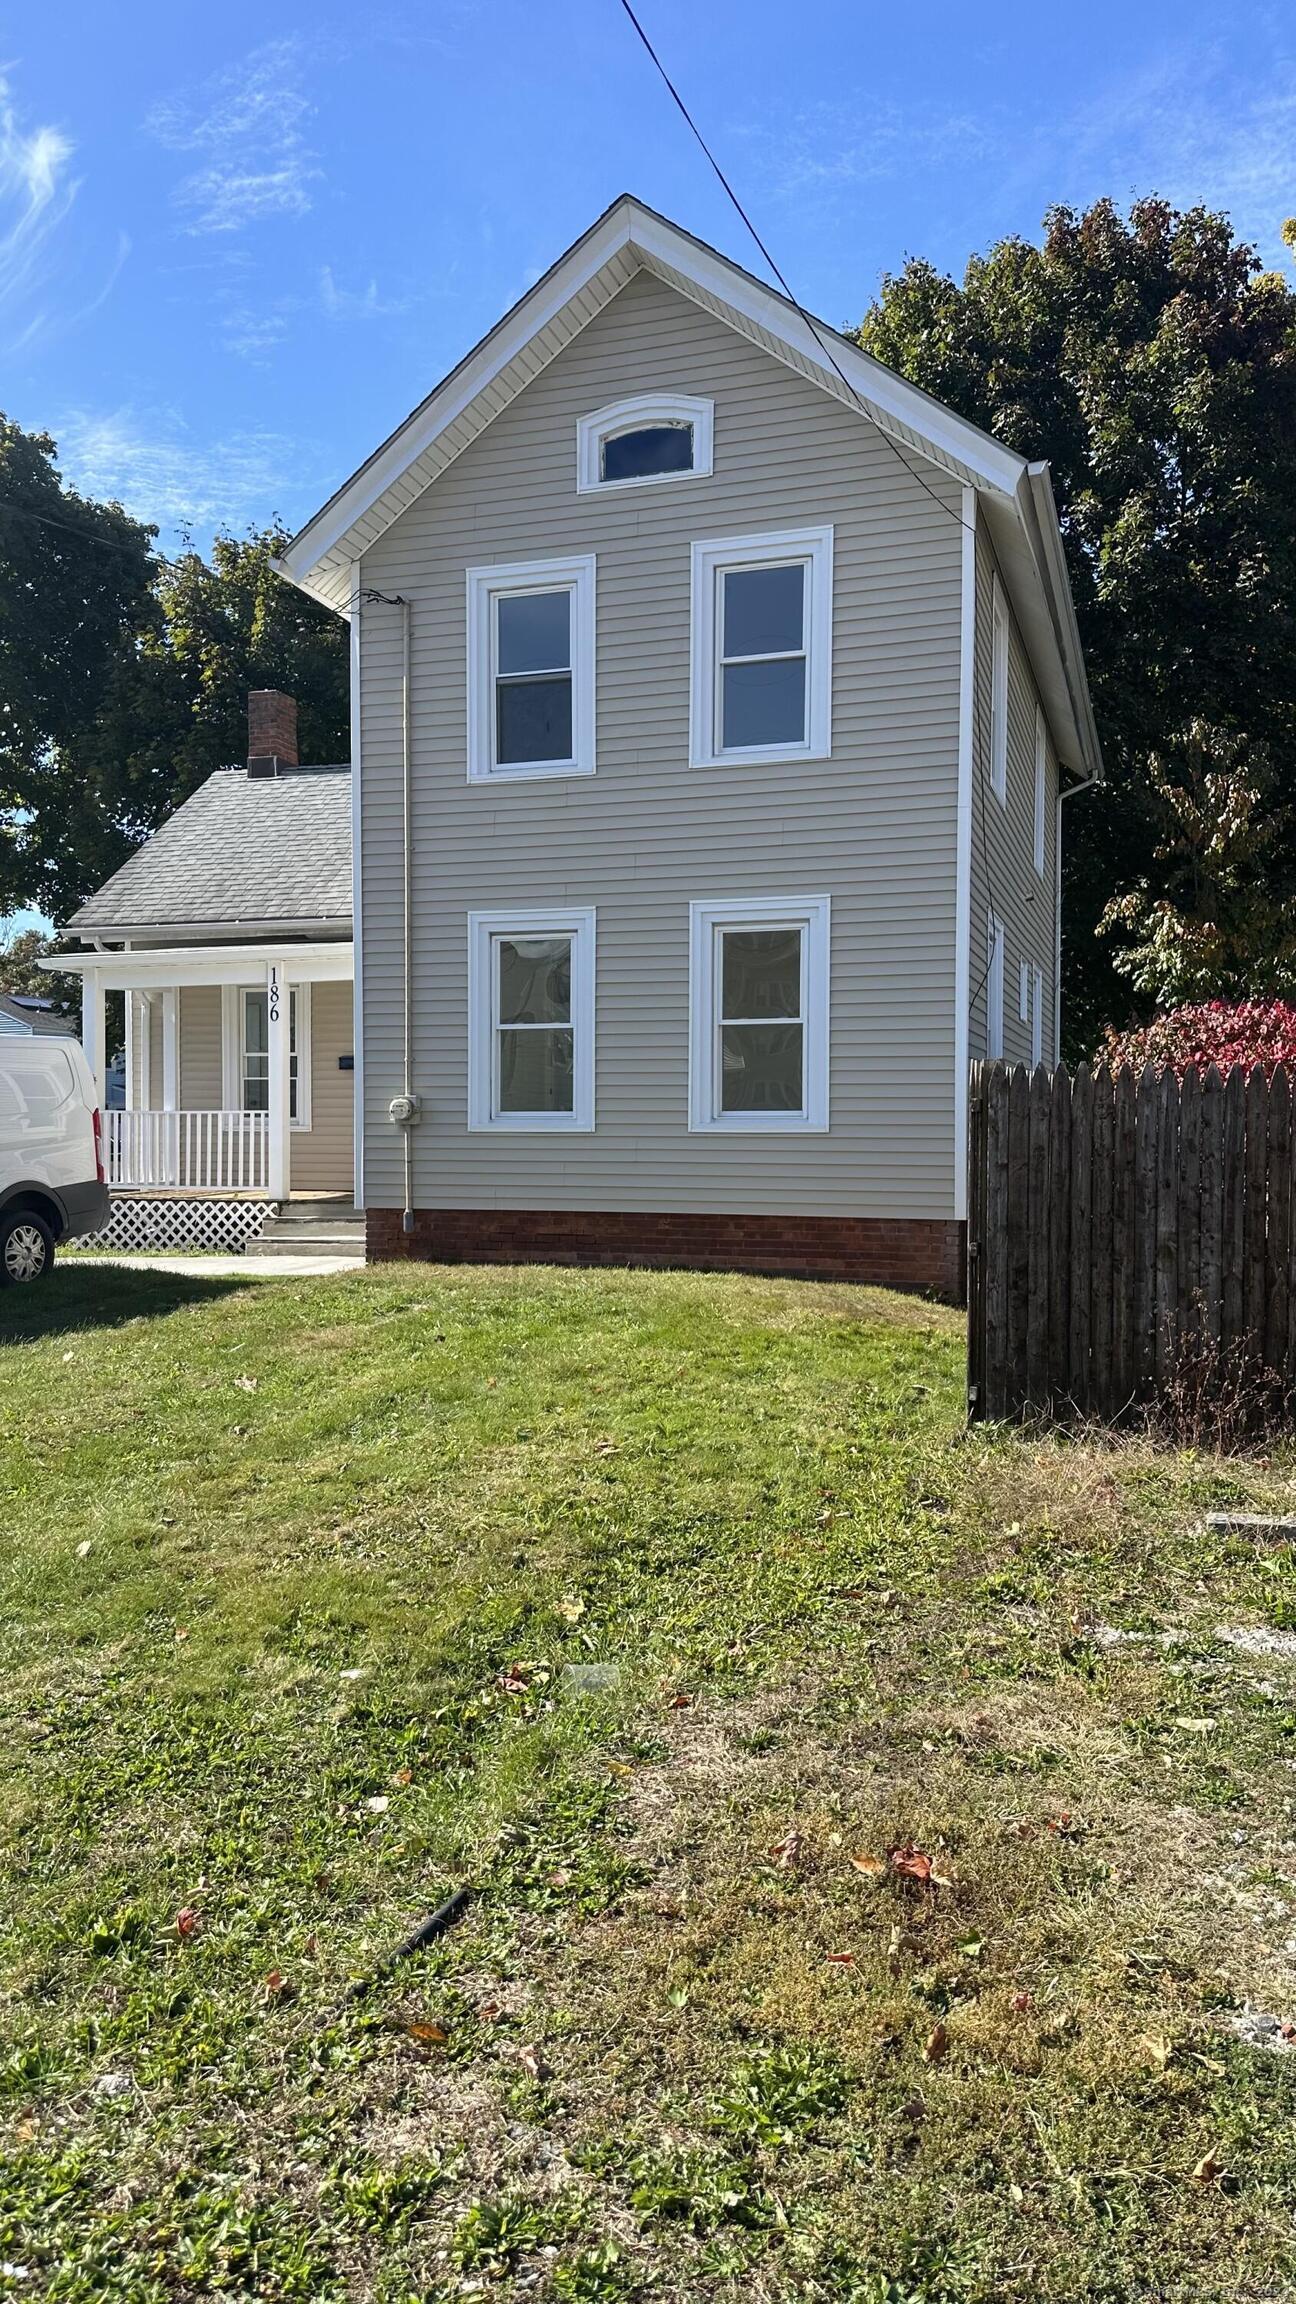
[0,1262,253,1341]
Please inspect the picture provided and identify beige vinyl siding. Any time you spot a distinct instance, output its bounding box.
[358,268,964,1221]
[291,978,354,1193]
[179,987,223,1108]
[968,520,1058,1070]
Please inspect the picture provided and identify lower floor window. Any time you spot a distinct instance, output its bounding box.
[689,896,830,1131]
[468,907,596,1131]
[240,985,306,1125]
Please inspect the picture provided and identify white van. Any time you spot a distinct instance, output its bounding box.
[0,1039,111,1285]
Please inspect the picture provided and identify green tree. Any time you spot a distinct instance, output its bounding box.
[26,527,349,924]
[0,926,82,1019]
[858,197,1296,1052]
[0,417,158,916]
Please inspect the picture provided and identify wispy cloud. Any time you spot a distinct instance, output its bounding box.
[319,265,410,322]
[0,66,78,318]
[148,39,319,235]
[54,405,321,545]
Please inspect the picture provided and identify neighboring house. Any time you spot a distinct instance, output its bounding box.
[57,195,1100,1291]
[0,992,73,1038]
[51,693,354,1225]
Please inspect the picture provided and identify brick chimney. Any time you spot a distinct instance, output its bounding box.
[247,689,299,776]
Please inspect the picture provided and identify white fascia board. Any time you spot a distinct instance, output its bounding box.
[1023,464,1104,785]
[279,195,1028,602]
[42,940,355,987]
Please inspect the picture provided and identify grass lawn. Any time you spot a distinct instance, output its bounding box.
[1,1261,1295,2303]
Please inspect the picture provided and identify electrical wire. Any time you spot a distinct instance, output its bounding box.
[614,0,1012,1021]
[0,489,183,569]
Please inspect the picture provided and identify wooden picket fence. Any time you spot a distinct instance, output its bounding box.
[967,1060,1296,1422]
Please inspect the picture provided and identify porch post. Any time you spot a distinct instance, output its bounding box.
[81,970,106,1107]
[267,960,292,1203]
[161,989,179,1109]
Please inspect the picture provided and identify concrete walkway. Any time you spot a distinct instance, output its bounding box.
[67,1252,363,1279]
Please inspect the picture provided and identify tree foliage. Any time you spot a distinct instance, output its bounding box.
[0,418,157,915]
[0,926,81,1018]
[1096,999,1296,1079]
[20,525,350,923]
[0,414,349,923]
[859,197,1296,1051]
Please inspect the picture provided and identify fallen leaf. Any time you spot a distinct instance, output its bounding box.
[923,2021,950,2063]
[517,2043,550,2080]
[1192,2145,1225,2186]
[889,1841,953,1887]
[233,1374,259,1393]
[263,1970,293,2004]
[666,1690,692,1710]
[851,1853,886,1877]
[364,1795,390,1815]
[174,1906,200,1940]
[391,1766,412,1787]
[768,1830,803,1870]
[826,1950,856,1968]
[405,2020,449,2046]
[557,1595,586,1623]
[75,1540,92,1560]
[1138,2030,1172,2070]
[1010,1990,1034,2016]
[476,2000,503,2024]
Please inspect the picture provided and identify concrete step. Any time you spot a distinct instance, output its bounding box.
[269,1201,363,1225]
[254,1226,366,1259]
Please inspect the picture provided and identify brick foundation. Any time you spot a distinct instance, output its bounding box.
[365,1206,965,1301]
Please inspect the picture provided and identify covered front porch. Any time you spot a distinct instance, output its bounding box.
[65,941,355,1203]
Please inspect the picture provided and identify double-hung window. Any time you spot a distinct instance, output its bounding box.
[467,555,596,782]
[468,907,596,1131]
[690,527,833,768]
[689,896,830,1131]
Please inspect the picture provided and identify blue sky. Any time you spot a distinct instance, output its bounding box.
[3,0,1294,574]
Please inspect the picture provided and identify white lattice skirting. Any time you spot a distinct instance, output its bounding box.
[84,1197,270,1254]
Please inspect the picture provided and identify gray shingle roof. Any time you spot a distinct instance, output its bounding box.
[67,766,352,937]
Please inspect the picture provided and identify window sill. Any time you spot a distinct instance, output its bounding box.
[690,743,828,772]
[469,1116,594,1134]
[467,759,595,785]
[690,1115,828,1135]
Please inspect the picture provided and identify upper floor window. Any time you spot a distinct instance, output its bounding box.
[990,575,1009,805]
[466,555,596,782]
[576,393,714,494]
[689,526,833,770]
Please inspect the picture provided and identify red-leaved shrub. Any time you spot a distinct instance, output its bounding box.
[1097,1000,1296,1080]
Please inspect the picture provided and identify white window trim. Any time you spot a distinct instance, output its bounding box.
[1018,958,1030,1024]
[688,894,830,1133]
[1031,964,1044,1068]
[990,575,1009,807]
[689,525,833,771]
[466,554,596,784]
[987,911,1005,1061]
[223,981,311,1130]
[467,906,596,1133]
[1033,705,1047,876]
[576,391,714,493]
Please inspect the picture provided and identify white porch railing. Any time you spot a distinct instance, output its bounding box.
[104,1110,271,1194]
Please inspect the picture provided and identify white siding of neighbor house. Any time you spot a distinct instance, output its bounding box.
[356,267,966,1220]
[967,520,1058,1072]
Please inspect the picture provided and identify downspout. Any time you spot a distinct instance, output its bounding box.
[363,589,420,1234]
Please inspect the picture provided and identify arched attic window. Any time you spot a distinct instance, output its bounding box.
[576,393,714,493]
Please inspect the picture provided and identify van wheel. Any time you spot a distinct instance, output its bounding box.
[0,1211,54,1286]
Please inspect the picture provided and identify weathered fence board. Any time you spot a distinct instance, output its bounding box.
[967,1061,1296,1422]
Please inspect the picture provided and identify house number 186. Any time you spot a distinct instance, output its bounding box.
[268,970,281,1024]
